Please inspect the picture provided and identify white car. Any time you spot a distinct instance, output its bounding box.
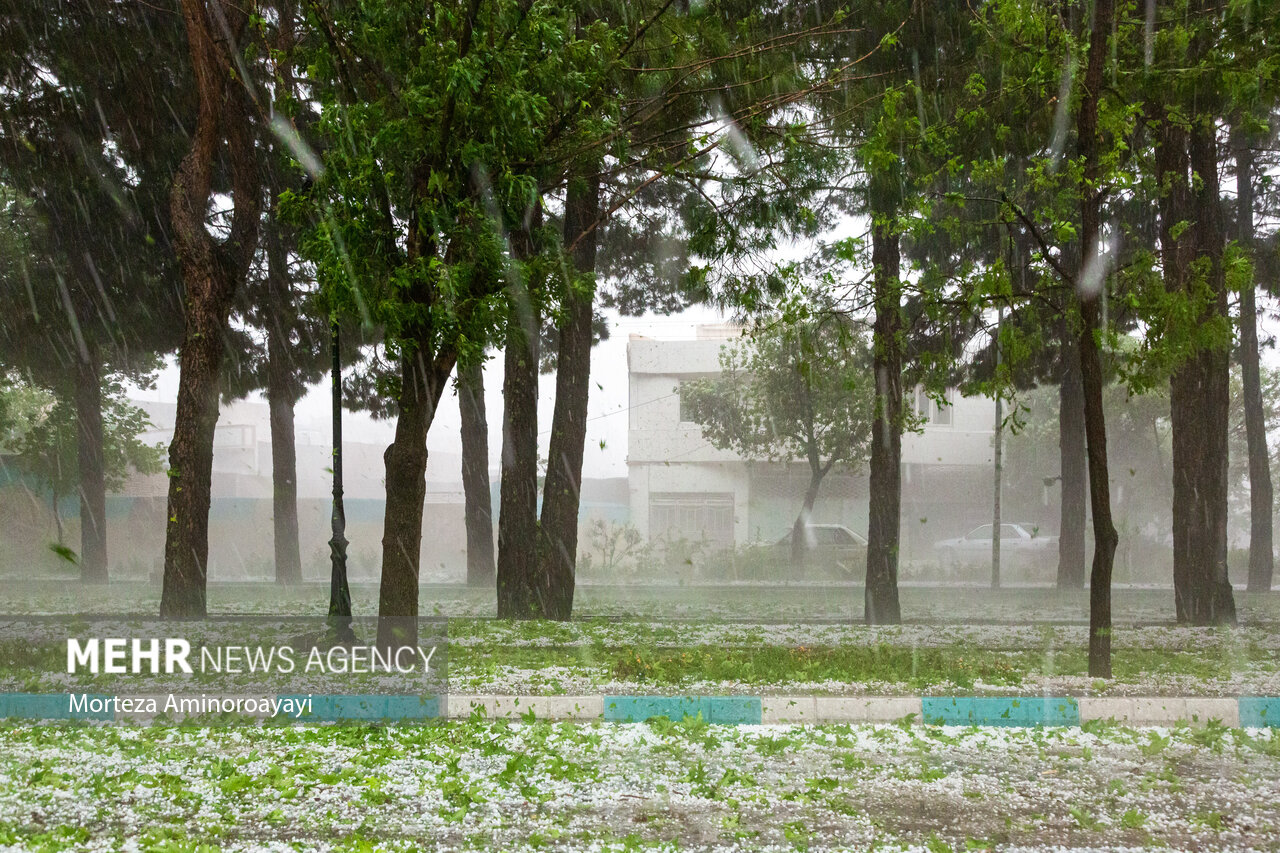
[933,523,1058,571]
[775,524,868,579]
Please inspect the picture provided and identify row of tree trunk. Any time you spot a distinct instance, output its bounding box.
[496,175,600,620]
[141,1,1270,642]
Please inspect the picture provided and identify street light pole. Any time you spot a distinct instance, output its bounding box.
[328,320,355,643]
[992,306,1004,590]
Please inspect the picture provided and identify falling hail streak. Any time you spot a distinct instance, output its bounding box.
[55,272,90,364]
[1077,240,1110,301]
[20,259,40,322]
[1144,0,1156,68]
[472,162,537,343]
[1047,57,1075,171]
[270,115,324,179]
[712,96,760,175]
[322,211,370,327]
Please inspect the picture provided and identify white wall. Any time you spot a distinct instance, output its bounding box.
[628,461,751,543]
[902,393,997,468]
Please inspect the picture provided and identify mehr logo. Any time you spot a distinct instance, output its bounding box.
[67,639,193,674]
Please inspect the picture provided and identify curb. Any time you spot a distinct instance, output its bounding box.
[2,693,1278,727]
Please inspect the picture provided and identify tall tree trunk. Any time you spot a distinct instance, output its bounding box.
[266,330,302,584]
[791,462,828,571]
[496,290,540,619]
[460,359,495,587]
[864,200,903,625]
[373,0,478,645]
[535,172,600,620]
[1152,95,1236,626]
[262,141,303,586]
[1078,0,1119,677]
[73,354,107,583]
[376,341,454,649]
[1235,134,1274,593]
[1080,306,1118,676]
[1057,334,1088,588]
[160,0,259,620]
[162,274,236,618]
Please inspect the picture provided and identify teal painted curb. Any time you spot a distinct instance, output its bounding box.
[280,694,441,722]
[604,695,762,725]
[0,693,114,721]
[923,697,1080,727]
[1,694,1277,726]
[1239,698,1280,728]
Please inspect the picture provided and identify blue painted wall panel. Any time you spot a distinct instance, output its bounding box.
[1239,697,1280,728]
[279,694,441,722]
[0,693,114,721]
[922,696,1080,727]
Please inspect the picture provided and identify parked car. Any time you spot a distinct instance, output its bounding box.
[933,523,1057,572]
[775,523,868,580]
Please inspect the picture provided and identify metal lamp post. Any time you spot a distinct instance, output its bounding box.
[992,306,1004,590]
[328,320,355,643]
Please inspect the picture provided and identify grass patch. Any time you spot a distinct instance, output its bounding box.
[610,643,1027,689]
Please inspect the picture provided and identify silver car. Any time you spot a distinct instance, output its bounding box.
[775,523,868,580]
[933,523,1058,572]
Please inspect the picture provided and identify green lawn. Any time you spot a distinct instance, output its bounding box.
[2,578,1279,625]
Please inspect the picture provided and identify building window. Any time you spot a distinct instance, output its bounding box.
[649,492,734,548]
[913,386,952,427]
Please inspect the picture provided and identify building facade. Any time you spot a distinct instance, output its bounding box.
[626,326,1009,566]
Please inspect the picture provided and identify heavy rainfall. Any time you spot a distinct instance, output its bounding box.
[0,1,1279,851]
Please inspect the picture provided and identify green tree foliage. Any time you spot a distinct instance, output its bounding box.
[2,376,163,555]
[0,373,47,449]
[0,0,186,584]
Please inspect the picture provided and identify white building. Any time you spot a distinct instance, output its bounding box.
[132,398,461,500]
[626,325,1003,561]
[106,398,468,581]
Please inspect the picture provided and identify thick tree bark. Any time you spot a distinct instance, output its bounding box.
[864,205,903,625]
[73,354,108,583]
[162,280,234,618]
[460,360,495,587]
[1235,135,1274,593]
[162,275,237,618]
[1152,100,1237,626]
[1057,334,1088,589]
[495,205,544,619]
[1079,0,1119,677]
[266,332,302,584]
[160,0,259,620]
[535,173,600,620]
[376,343,454,649]
[496,288,541,619]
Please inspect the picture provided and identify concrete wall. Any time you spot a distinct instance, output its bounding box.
[628,461,751,543]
